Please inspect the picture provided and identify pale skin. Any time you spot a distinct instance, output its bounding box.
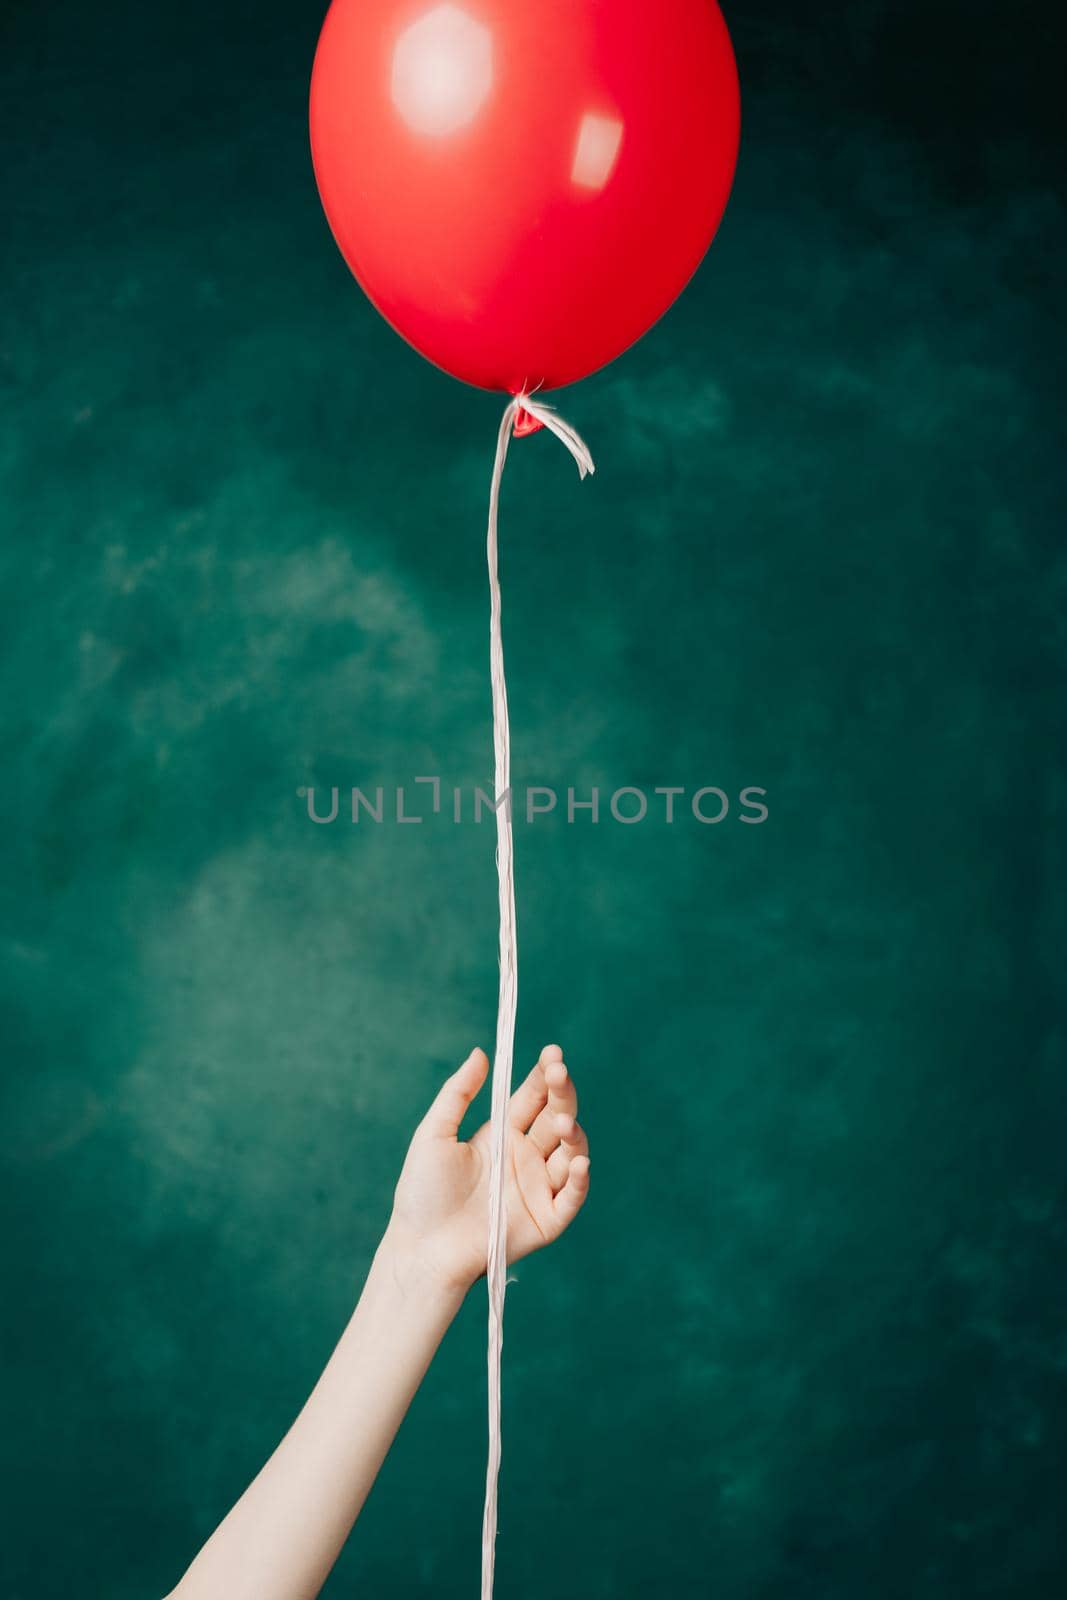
[167,1044,590,1600]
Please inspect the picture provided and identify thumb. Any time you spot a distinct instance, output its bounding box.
[418,1048,490,1140]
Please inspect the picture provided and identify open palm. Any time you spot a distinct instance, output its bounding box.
[391,1044,590,1293]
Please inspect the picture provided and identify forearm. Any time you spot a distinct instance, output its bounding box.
[169,1222,466,1600]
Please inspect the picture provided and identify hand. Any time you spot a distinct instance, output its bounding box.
[388,1044,591,1294]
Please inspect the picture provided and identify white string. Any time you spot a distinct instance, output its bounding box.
[481,393,594,1600]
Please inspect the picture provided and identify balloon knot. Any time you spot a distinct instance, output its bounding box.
[512,404,545,438]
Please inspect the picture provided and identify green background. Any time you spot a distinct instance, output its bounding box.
[2,2,1065,1595]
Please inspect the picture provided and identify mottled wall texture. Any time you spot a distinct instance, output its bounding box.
[2,3,1064,1596]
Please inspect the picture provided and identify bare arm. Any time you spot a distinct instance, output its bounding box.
[167,1044,590,1600]
[167,1226,461,1600]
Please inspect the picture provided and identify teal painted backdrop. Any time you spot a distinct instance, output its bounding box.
[2,2,1065,1595]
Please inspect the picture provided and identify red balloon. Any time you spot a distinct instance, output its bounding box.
[310,0,739,394]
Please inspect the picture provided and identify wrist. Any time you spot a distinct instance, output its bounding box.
[377,1216,473,1313]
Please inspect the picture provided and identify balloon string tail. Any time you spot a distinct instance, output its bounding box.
[480,392,594,1600]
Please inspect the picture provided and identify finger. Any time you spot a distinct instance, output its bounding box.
[528,1101,563,1157]
[546,1117,589,1191]
[418,1049,489,1140]
[552,1154,591,1230]
[529,1057,578,1154]
[521,1049,572,1152]
[545,1058,578,1124]
[507,1059,549,1133]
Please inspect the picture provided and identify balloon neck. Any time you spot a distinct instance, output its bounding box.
[512,404,545,438]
